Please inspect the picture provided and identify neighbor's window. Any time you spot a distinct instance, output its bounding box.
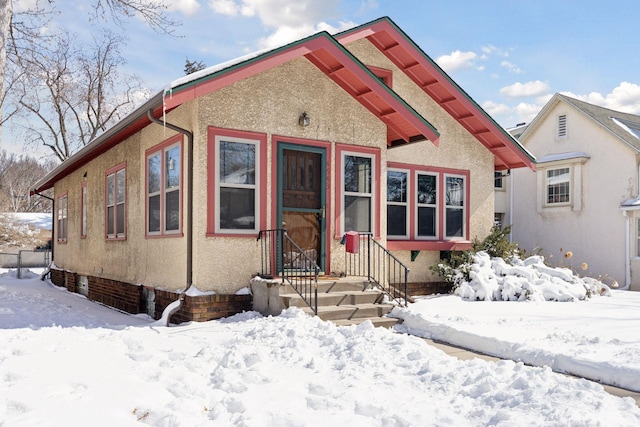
[146,138,182,236]
[445,175,465,238]
[416,172,438,238]
[106,163,126,239]
[494,171,504,189]
[546,167,570,205]
[80,182,87,238]
[387,169,408,238]
[344,154,373,233]
[57,192,68,242]
[215,137,258,232]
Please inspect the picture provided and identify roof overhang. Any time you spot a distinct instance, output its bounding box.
[337,17,536,171]
[32,30,440,194]
[164,32,439,146]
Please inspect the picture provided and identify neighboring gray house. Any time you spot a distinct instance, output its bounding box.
[512,94,640,290]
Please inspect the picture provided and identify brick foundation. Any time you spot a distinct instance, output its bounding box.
[407,281,452,296]
[48,267,253,322]
[87,276,144,314]
[155,289,253,324]
[64,271,78,293]
[50,268,65,288]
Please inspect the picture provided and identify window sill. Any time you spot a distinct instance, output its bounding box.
[206,232,259,238]
[387,240,472,251]
[146,233,184,239]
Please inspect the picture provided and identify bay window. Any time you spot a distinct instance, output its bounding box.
[417,172,438,238]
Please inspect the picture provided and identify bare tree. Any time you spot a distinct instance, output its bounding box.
[0,150,54,212]
[0,0,178,152]
[185,58,206,75]
[11,30,146,160]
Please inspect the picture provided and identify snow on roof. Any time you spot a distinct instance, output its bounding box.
[536,151,590,164]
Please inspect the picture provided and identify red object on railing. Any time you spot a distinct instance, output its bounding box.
[345,231,360,254]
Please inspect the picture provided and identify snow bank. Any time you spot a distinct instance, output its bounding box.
[454,252,611,302]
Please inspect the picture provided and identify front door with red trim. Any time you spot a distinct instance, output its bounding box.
[278,143,326,271]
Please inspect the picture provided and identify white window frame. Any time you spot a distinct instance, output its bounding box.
[214,135,260,234]
[106,165,126,239]
[636,217,640,258]
[545,167,572,207]
[146,140,182,236]
[80,183,87,238]
[415,171,439,240]
[57,192,68,242]
[341,151,376,235]
[386,168,409,239]
[444,173,466,240]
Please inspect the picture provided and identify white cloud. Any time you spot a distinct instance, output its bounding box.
[435,50,478,73]
[500,80,550,98]
[208,0,354,49]
[168,0,201,15]
[561,82,640,115]
[482,100,511,117]
[501,61,522,74]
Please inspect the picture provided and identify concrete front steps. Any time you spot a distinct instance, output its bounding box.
[280,278,401,328]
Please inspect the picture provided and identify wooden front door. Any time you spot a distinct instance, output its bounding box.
[278,144,326,270]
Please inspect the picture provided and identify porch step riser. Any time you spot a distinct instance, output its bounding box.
[281,291,383,308]
[282,281,371,295]
[301,304,393,321]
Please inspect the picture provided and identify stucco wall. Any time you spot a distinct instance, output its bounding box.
[512,102,636,287]
[53,39,500,294]
[190,57,387,292]
[344,39,496,282]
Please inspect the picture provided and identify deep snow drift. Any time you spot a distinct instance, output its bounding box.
[1,268,640,426]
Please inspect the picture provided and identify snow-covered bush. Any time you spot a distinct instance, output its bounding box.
[453,252,611,302]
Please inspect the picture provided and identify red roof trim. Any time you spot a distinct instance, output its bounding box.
[336,18,535,171]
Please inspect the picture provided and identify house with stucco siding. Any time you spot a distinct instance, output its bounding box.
[512,94,640,291]
[32,17,535,322]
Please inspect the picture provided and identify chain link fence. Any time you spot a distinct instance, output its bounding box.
[0,250,51,278]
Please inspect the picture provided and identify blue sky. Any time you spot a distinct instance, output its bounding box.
[7,0,640,157]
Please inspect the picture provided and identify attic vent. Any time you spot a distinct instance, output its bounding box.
[557,114,567,138]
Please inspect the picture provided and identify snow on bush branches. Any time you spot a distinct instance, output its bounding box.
[443,252,611,302]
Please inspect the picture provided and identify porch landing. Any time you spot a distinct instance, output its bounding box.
[280,277,402,329]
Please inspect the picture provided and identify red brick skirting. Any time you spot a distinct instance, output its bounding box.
[155,289,252,324]
[48,267,253,322]
[407,281,452,296]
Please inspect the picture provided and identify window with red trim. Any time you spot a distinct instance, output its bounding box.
[146,136,182,236]
[336,145,380,237]
[80,182,87,238]
[105,163,126,239]
[386,162,469,247]
[207,127,267,236]
[57,192,68,242]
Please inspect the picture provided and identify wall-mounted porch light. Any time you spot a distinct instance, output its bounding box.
[298,111,310,127]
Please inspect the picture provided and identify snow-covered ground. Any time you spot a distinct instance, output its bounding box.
[2,269,640,425]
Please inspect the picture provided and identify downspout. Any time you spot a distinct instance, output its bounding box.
[509,171,514,242]
[621,210,631,290]
[32,190,55,277]
[147,109,194,324]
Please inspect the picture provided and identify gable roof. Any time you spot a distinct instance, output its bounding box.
[521,93,640,153]
[336,17,535,171]
[33,17,533,194]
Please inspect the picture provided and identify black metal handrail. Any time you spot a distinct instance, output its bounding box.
[257,229,319,314]
[344,233,409,307]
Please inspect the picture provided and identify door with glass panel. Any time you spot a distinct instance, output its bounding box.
[277,144,326,271]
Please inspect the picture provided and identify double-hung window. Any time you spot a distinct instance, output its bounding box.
[387,169,408,238]
[146,138,182,236]
[416,172,438,239]
[214,136,259,233]
[106,163,126,239]
[445,174,466,238]
[343,154,374,233]
[80,183,87,238]
[57,192,68,242]
[546,167,570,205]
